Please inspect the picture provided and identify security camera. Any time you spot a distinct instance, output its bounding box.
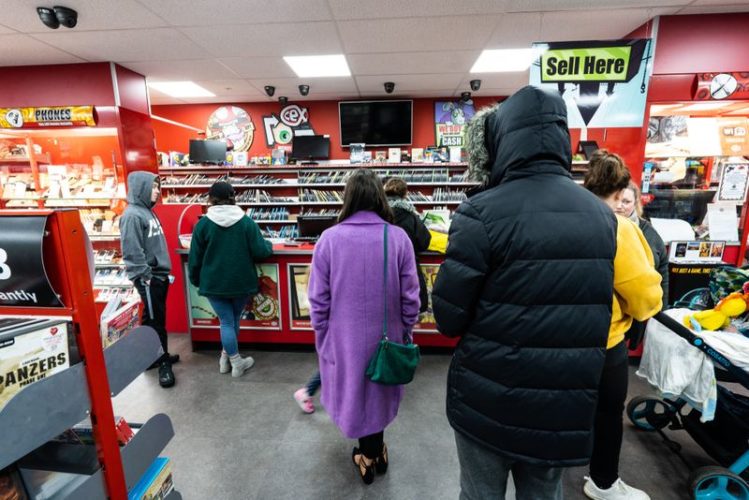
[53,6,78,28]
[279,96,288,106]
[264,86,275,97]
[461,91,472,103]
[37,7,60,29]
[384,82,395,94]
[470,79,481,92]
[298,85,310,96]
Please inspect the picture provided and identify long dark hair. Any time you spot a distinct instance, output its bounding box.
[338,169,393,223]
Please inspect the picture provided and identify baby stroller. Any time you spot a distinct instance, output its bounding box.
[627,311,749,499]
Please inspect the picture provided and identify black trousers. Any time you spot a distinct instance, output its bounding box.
[135,276,170,362]
[358,431,384,459]
[589,341,629,489]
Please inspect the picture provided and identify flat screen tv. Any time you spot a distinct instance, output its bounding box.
[189,139,227,164]
[339,100,413,147]
[291,135,330,162]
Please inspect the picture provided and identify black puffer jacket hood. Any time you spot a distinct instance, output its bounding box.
[466,86,571,187]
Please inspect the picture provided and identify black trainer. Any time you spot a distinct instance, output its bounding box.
[158,361,175,388]
[148,354,180,371]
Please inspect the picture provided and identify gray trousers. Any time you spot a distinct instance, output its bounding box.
[454,431,563,500]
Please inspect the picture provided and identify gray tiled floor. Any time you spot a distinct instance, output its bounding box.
[113,334,729,500]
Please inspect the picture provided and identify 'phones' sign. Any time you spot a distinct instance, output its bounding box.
[0,216,62,307]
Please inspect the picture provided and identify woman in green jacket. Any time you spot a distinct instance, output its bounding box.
[188,182,273,377]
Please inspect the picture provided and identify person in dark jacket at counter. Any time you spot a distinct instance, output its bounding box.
[431,86,659,499]
[384,177,431,312]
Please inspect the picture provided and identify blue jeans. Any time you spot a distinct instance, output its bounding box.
[207,296,250,356]
[454,431,563,500]
[305,371,321,396]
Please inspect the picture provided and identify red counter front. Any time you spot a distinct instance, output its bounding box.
[176,246,457,349]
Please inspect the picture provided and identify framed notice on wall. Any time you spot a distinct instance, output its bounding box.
[718,163,749,202]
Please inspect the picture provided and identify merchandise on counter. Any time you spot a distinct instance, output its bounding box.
[349,143,365,164]
[80,209,121,237]
[387,147,401,163]
[128,457,174,500]
[100,298,140,347]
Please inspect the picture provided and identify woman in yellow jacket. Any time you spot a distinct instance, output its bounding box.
[582,150,663,500]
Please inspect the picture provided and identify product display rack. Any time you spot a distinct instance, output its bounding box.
[0,209,181,500]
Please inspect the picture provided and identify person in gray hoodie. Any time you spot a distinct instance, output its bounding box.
[120,171,176,388]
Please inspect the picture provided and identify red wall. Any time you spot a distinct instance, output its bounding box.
[0,63,116,107]
[151,96,505,158]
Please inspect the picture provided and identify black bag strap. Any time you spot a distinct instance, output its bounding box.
[382,223,388,341]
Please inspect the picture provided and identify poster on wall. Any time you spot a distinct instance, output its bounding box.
[414,264,441,332]
[288,264,312,330]
[186,263,281,329]
[645,115,690,157]
[718,163,749,202]
[718,117,749,157]
[263,104,315,148]
[0,106,96,128]
[434,101,475,148]
[529,39,653,128]
[206,106,255,152]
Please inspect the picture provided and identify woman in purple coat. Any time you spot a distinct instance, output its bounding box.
[308,169,421,485]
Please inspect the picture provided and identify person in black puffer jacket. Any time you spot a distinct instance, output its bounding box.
[384,177,431,313]
[433,86,623,499]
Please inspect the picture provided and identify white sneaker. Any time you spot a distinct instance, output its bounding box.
[583,477,650,500]
[219,352,230,374]
[229,354,255,378]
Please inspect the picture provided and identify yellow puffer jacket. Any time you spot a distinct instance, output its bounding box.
[608,214,664,349]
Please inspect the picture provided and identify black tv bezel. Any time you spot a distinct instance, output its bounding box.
[290,134,331,161]
[188,139,227,164]
[338,99,414,148]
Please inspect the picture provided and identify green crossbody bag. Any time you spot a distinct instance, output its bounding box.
[365,224,421,385]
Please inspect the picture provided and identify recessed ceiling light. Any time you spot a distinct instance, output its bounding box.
[679,101,734,112]
[470,48,543,73]
[148,81,215,98]
[283,54,351,78]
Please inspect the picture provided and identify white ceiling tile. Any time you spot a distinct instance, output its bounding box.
[356,74,464,92]
[122,60,239,80]
[507,0,688,11]
[0,0,166,32]
[469,87,524,96]
[249,77,358,95]
[0,24,17,34]
[31,28,210,62]
[676,4,749,14]
[194,79,261,96]
[178,95,267,104]
[0,34,85,65]
[348,51,478,75]
[289,93,362,102]
[540,9,658,41]
[338,16,501,53]
[358,89,457,99]
[149,94,185,105]
[486,13,542,48]
[139,0,332,26]
[687,0,749,5]
[180,22,342,57]
[460,72,530,90]
[218,57,297,79]
[328,0,509,19]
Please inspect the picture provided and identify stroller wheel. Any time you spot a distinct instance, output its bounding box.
[626,396,672,431]
[689,466,749,500]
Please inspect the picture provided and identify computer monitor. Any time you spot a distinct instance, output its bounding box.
[643,189,716,225]
[291,135,330,162]
[297,215,337,239]
[189,139,227,164]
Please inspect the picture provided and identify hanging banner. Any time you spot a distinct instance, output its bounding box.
[263,104,316,148]
[529,39,653,128]
[0,106,96,129]
[0,216,63,307]
[434,101,475,148]
[206,106,255,152]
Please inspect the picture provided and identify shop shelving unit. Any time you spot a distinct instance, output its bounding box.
[0,209,181,500]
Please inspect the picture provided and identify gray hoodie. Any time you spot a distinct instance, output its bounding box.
[120,171,171,282]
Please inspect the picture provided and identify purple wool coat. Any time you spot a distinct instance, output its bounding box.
[309,211,421,439]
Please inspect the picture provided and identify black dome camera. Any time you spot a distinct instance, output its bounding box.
[298,85,310,96]
[461,91,472,103]
[37,7,59,29]
[384,82,395,94]
[279,96,288,106]
[264,86,275,97]
[53,6,78,28]
[470,79,481,91]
